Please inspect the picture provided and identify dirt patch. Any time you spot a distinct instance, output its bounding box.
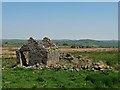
[59,48,118,53]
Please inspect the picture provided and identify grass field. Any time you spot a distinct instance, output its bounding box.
[2,68,119,88]
[1,45,120,88]
[71,51,118,67]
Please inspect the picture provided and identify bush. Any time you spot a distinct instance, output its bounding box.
[71,45,76,48]
[63,43,68,46]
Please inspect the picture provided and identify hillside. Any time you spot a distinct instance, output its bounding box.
[53,39,118,48]
[2,39,118,48]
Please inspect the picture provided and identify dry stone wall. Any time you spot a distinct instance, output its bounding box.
[15,37,59,66]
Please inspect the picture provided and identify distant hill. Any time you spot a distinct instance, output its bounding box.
[2,39,26,45]
[1,39,118,48]
[53,39,118,48]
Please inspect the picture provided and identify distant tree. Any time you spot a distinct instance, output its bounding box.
[79,45,83,48]
[86,46,92,48]
[71,45,76,48]
[5,42,8,44]
[63,43,68,46]
[81,46,84,48]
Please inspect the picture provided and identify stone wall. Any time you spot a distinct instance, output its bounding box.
[47,49,60,66]
[15,37,60,66]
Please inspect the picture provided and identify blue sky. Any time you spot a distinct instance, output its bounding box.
[0,3,2,39]
[2,2,118,40]
[2,0,119,2]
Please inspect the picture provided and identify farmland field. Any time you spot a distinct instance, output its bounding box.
[1,45,120,89]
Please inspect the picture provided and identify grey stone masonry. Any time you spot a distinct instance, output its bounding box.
[15,37,59,66]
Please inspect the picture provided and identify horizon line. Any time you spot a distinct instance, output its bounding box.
[1,38,118,41]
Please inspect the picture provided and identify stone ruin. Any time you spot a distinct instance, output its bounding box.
[15,37,59,66]
[59,53,110,71]
[14,37,111,72]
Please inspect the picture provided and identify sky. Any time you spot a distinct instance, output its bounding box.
[0,2,2,39]
[1,0,120,2]
[2,2,118,40]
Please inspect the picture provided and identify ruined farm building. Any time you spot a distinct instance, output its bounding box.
[16,37,59,66]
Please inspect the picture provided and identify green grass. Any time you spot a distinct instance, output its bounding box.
[71,51,118,67]
[2,51,119,88]
[2,67,119,88]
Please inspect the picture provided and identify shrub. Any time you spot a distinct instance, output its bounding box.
[63,43,68,46]
[71,45,76,48]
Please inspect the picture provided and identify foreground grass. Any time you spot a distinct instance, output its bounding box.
[2,50,119,88]
[2,67,119,88]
